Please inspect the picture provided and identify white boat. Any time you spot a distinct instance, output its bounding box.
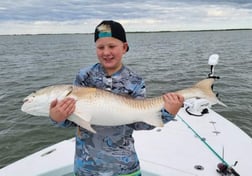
[1,55,251,176]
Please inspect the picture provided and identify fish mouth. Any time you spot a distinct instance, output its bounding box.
[21,98,33,113]
[23,96,32,104]
[22,96,34,106]
[23,98,29,103]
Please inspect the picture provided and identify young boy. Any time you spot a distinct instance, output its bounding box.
[50,20,184,176]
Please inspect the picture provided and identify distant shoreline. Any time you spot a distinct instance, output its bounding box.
[129,28,252,33]
[1,28,251,36]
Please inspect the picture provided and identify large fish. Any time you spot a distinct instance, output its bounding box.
[21,78,225,133]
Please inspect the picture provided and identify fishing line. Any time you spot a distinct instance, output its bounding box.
[176,114,229,166]
[177,113,240,176]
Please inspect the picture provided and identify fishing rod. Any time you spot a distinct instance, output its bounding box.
[177,114,239,176]
[178,54,240,176]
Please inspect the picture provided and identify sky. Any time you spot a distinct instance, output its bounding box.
[0,0,252,35]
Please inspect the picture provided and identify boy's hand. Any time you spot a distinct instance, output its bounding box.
[163,93,184,116]
[49,98,76,122]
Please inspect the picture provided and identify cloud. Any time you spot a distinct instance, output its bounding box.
[0,0,252,35]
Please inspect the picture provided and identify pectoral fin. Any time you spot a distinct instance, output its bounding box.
[68,113,96,133]
[143,116,164,127]
[144,112,164,127]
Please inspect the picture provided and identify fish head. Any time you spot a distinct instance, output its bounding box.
[21,85,73,117]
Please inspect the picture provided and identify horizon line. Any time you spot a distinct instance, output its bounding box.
[1,28,251,36]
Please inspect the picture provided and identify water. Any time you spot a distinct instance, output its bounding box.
[0,30,252,169]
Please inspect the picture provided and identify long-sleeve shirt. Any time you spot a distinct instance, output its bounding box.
[54,63,174,176]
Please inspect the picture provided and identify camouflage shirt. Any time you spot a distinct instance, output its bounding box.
[57,63,174,176]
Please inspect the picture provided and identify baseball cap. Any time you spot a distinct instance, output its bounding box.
[94,20,129,51]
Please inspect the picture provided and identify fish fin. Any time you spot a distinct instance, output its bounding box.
[68,114,96,133]
[143,115,164,127]
[193,78,227,107]
[74,110,92,122]
[216,99,227,107]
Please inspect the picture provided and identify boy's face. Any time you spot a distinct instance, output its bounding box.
[95,37,128,75]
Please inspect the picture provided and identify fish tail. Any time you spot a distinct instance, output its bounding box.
[194,78,227,107]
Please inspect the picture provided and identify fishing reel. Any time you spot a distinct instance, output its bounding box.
[217,162,240,176]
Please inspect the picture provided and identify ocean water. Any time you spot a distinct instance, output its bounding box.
[0,30,252,168]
